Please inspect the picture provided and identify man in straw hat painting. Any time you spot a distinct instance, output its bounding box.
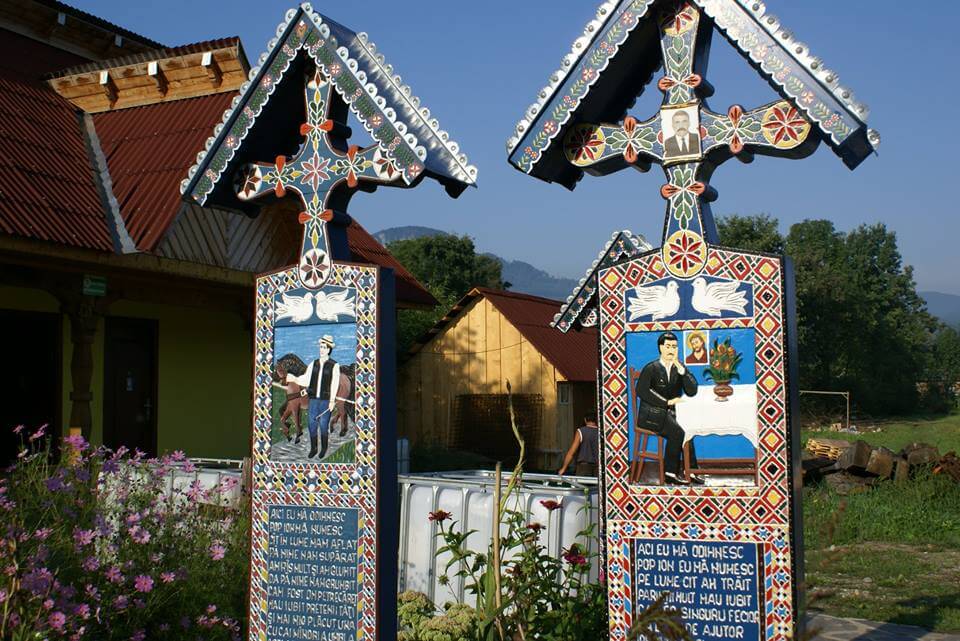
[286,334,341,459]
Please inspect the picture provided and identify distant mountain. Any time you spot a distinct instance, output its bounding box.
[491,256,578,301]
[921,291,960,328]
[374,226,578,301]
[372,226,451,245]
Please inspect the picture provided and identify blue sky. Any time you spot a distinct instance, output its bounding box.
[77,1,958,294]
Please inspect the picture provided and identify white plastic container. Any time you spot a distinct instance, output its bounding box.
[398,471,600,606]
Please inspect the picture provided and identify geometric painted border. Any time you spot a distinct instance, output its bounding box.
[249,261,380,641]
[597,247,797,641]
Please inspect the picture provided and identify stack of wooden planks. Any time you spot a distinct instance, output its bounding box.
[805,438,851,461]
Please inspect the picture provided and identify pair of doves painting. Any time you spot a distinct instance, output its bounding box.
[629,278,747,321]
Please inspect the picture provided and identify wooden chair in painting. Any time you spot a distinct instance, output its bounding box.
[628,367,665,485]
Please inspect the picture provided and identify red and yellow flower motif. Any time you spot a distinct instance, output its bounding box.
[299,248,330,289]
[761,101,810,149]
[663,229,707,278]
[662,2,698,36]
[657,73,701,92]
[726,105,745,154]
[564,124,606,166]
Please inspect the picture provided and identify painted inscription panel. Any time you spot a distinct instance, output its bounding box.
[634,539,761,641]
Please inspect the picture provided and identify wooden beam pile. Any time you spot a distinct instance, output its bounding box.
[803,438,959,490]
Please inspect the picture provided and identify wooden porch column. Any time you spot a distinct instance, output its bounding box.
[60,296,107,441]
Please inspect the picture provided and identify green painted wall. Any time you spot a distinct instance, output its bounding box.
[110,300,252,459]
[1,285,252,458]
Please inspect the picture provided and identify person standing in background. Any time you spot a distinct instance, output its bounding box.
[558,415,599,476]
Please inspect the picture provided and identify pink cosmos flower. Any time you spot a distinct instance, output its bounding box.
[209,543,226,561]
[48,611,66,630]
[82,556,99,572]
[160,572,176,584]
[64,433,88,451]
[74,528,95,546]
[133,575,153,593]
[129,526,150,545]
[131,629,145,641]
[105,566,123,584]
[34,528,52,540]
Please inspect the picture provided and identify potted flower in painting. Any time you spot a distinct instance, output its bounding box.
[704,337,742,401]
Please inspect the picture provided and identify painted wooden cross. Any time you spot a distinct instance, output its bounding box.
[563,1,813,279]
[234,68,406,289]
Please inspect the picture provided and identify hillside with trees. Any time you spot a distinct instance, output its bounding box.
[718,214,958,415]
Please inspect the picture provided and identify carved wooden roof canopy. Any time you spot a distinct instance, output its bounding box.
[507,0,879,189]
[181,2,477,214]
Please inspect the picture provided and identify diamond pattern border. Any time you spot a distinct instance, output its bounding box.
[249,262,380,641]
[597,248,797,641]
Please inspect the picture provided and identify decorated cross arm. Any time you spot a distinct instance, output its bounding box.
[564,115,662,173]
[234,69,404,288]
[701,101,813,158]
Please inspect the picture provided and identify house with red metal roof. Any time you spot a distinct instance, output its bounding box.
[398,288,598,471]
[0,1,437,466]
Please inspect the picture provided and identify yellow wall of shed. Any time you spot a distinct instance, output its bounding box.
[399,297,566,463]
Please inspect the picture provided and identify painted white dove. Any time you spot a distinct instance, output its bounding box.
[691,277,748,317]
[627,281,680,321]
[275,291,315,323]
[314,288,356,321]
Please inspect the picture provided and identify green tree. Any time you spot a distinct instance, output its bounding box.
[716,213,784,254]
[721,214,937,415]
[928,325,960,384]
[786,220,935,414]
[922,325,960,411]
[388,234,506,354]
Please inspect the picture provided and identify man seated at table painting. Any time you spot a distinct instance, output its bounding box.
[635,331,703,485]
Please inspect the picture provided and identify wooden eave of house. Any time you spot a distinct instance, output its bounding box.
[46,38,249,113]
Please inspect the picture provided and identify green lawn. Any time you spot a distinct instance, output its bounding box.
[802,411,960,454]
[802,412,960,632]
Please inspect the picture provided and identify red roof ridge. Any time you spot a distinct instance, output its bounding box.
[33,0,165,49]
[470,287,564,306]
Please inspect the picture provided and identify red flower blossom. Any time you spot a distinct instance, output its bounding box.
[428,510,451,523]
[562,544,588,566]
[539,499,562,512]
